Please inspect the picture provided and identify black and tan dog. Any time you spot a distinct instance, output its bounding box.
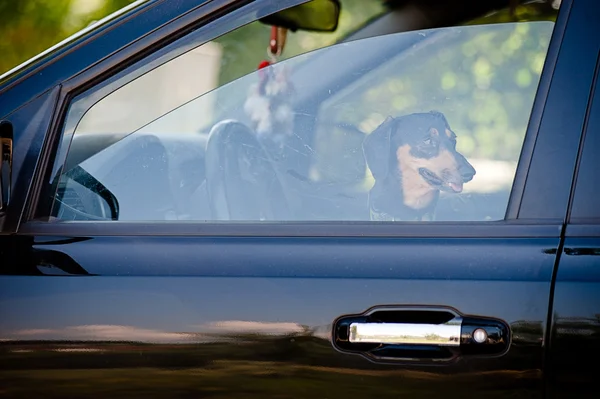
[363,110,476,221]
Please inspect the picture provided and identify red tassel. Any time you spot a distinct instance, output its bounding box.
[258,60,271,69]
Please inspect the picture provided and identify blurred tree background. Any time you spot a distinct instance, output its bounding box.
[0,0,136,75]
[318,21,555,164]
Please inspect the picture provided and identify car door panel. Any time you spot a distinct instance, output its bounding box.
[518,0,600,220]
[549,232,600,399]
[1,233,556,398]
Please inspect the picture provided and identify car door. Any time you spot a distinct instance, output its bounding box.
[548,46,600,399]
[0,0,598,398]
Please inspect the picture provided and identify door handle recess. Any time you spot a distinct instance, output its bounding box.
[333,306,510,364]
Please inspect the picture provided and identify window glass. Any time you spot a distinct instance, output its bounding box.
[312,22,553,221]
[45,7,558,223]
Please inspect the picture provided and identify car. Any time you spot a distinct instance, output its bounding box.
[0,0,599,397]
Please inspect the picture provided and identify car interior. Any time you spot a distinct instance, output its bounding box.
[48,0,560,223]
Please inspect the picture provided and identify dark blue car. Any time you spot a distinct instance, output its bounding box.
[1,0,599,397]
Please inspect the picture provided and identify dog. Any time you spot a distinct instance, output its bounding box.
[362,110,476,221]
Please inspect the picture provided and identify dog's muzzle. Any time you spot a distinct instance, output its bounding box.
[418,165,474,194]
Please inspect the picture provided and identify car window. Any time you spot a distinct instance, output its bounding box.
[570,62,600,224]
[41,5,560,223]
[312,22,552,222]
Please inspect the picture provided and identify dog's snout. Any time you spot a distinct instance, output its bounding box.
[459,160,476,182]
[454,152,476,182]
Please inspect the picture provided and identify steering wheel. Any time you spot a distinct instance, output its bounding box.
[204,120,290,220]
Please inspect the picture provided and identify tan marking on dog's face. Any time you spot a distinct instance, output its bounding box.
[445,128,453,138]
[396,144,462,209]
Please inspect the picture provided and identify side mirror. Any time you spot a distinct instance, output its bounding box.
[54,166,120,221]
[260,0,341,32]
[0,121,13,217]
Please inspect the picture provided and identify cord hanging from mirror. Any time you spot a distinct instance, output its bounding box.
[244,26,295,147]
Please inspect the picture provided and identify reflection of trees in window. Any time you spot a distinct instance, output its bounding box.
[324,22,557,165]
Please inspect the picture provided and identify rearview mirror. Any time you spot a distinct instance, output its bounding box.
[260,0,341,32]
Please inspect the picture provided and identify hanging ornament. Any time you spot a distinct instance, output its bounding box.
[244,26,295,146]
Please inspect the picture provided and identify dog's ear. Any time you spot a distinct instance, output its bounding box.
[363,116,396,180]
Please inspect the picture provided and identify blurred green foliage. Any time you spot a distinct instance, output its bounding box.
[320,20,556,166]
[0,0,137,75]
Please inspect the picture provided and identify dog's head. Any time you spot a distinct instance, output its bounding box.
[363,110,476,217]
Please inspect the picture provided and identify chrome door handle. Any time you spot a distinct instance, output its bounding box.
[349,317,463,346]
[333,306,510,364]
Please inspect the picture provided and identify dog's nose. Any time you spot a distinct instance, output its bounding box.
[460,162,476,182]
[455,153,476,182]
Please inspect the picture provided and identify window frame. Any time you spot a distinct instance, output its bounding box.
[17,0,594,238]
[517,0,600,223]
[567,49,600,228]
